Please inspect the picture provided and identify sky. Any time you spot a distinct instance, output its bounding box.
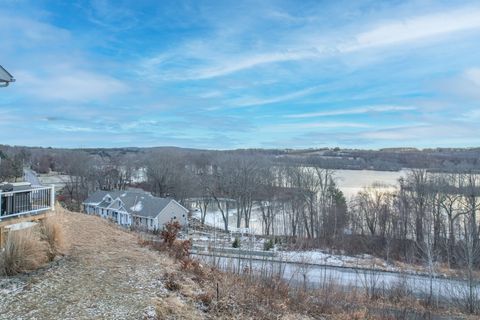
[0,0,480,150]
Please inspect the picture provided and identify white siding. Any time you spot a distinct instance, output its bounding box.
[155,200,188,229]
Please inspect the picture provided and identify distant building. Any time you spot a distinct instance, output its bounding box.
[83,190,188,231]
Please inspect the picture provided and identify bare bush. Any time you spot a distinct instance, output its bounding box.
[163,272,181,291]
[160,221,182,247]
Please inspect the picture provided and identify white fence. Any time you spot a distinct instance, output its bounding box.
[0,185,55,220]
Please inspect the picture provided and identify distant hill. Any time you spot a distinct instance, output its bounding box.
[1,144,480,172]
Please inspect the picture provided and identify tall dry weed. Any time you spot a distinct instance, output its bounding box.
[1,228,47,276]
[40,215,66,261]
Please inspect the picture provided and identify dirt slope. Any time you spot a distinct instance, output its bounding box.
[0,211,201,320]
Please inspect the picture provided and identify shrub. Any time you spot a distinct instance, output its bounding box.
[180,257,205,279]
[40,217,65,261]
[172,239,192,260]
[263,239,274,251]
[160,221,182,247]
[1,228,47,276]
[163,272,181,291]
[197,291,214,307]
[232,237,240,248]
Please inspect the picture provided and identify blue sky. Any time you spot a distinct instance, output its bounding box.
[0,0,480,149]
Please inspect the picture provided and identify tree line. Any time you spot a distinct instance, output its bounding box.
[1,145,480,270]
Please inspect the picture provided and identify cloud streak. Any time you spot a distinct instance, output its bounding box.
[140,6,480,81]
[16,69,128,102]
[347,7,480,51]
[285,105,416,118]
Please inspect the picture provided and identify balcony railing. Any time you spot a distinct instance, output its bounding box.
[0,185,55,221]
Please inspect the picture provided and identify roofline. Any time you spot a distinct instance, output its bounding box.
[0,65,15,85]
[83,201,102,205]
[171,199,189,213]
[154,199,189,219]
[107,197,125,210]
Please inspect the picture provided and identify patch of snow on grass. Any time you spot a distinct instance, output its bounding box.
[278,250,392,270]
[5,221,37,231]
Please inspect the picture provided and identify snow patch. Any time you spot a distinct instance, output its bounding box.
[5,222,37,231]
[130,201,143,212]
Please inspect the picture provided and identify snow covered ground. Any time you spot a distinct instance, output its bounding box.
[277,249,415,274]
[191,207,284,235]
[188,225,447,277]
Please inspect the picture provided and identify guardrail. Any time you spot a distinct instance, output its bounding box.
[0,185,55,220]
[192,245,276,257]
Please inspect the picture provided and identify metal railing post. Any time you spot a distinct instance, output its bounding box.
[50,185,55,211]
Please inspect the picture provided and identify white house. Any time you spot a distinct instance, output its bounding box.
[83,190,188,231]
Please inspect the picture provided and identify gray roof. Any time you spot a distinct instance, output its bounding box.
[0,65,14,83]
[83,190,110,204]
[83,189,187,218]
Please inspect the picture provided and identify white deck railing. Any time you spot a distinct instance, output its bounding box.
[0,185,55,220]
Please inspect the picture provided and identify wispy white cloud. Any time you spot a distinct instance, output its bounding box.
[140,50,318,81]
[285,105,415,118]
[263,121,370,132]
[465,68,480,86]
[228,85,322,108]
[16,68,128,102]
[52,125,96,132]
[440,67,480,101]
[344,8,480,51]
[140,6,480,81]
[0,13,70,47]
[0,110,21,125]
[190,51,317,80]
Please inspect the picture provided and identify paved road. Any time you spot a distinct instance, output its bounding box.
[23,168,42,186]
[194,253,478,301]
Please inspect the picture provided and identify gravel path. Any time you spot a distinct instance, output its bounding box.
[0,211,179,320]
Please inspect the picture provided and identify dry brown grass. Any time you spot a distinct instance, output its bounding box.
[0,209,66,276]
[1,228,48,276]
[155,295,203,320]
[40,214,66,261]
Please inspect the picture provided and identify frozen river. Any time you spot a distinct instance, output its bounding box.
[334,169,406,199]
[192,168,408,234]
